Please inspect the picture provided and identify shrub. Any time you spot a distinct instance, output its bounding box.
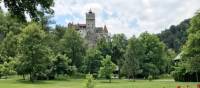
[172,70,200,82]
[85,74,94,88]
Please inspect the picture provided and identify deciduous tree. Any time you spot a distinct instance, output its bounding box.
[2,0,54,22]
[53,53,72,77]
[111,34,127,78]
[17,23,53,82]
[99,55,116,83]
[60,28,86,69]
[122,36,144,80]
[83,48,103,74]
[139,32,166,78]
[182,12,200,82]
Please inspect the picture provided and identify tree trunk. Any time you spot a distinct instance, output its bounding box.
[128,75,130,80]
[5,74,7,79]
[30,73,32,82]
[57,74,59,78]
[132,75,135,82]
[109,78,111,83]
[196,71,199,82]
[30,73,35,83]
[118,68,121,79]
[23,74,25,80]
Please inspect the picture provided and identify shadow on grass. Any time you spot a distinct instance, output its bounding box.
[52,78,71,82]
[14,78,72,85]
[99,81,120,84]
[15,79,53,84]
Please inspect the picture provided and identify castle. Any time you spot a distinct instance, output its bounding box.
[68,10,109,47]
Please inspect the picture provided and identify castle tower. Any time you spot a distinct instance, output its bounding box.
[86,9,95,32]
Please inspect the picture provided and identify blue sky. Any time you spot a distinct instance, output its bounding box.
[2,0,200,37]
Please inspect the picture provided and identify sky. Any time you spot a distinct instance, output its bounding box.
[52,0,200,37]
[1,0,200,37]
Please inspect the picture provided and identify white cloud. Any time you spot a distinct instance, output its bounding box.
[53,0,200,37]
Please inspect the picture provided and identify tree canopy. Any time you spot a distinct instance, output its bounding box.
[60,28,86,69]
[1,0,54,22]
[181,12,200,82]
[139,32,166,78]
[122,36,144,80]
[99,55,116,83]
[16,23,53,82]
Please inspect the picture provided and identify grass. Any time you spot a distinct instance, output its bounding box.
[0,76,198,88]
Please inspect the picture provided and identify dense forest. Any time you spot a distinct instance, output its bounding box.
[0,0,199,83]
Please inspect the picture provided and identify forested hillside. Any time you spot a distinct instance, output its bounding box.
[158,19,190,53]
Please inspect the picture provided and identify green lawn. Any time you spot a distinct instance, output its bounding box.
[0,77,198,88]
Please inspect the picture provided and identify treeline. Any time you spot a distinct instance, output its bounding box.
[0,10,176,82]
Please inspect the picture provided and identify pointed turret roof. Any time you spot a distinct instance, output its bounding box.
[104,25,108,33]
[89,9,93,13]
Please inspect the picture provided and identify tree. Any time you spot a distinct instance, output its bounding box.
[83,48,103,74]
[189,56,200,82]
[54,25,67,39]
[16,23,53,82]
[165,49,176,73]
[182,12,200,82]
[111,34,127,64]
[139,32,166,78]
[39,15,54,32]
[1,0,54,22]
[52,53,72,77]
[0,11,23,64]
[0,11,24,79]
[97,37,112,58]
[60,28,86,69]
[0,32,18,62]
[111,34,127,78]
[0,11,22,40]
[43,25,67,55]
[122,36,144,80]
[98,55,116,83]
[15,55,29,80]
